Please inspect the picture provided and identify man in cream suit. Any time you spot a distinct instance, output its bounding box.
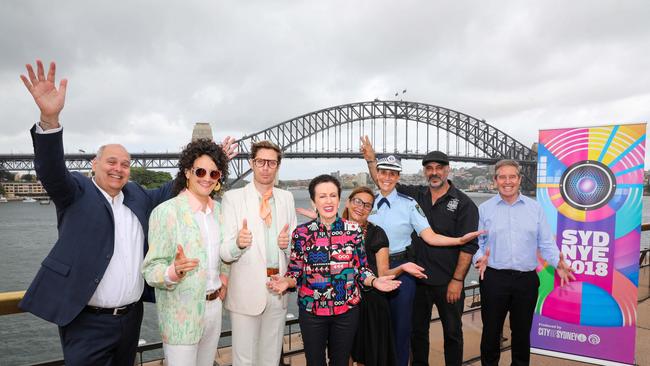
[221,140,297,366]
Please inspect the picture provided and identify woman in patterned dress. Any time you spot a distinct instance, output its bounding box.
[268,174,400,366]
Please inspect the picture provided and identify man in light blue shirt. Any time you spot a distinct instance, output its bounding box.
[473,159,574,366]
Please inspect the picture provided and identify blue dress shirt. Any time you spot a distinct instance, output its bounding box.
[368,189,430,254]
[473,194,560,271]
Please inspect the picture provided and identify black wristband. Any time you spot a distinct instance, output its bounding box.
[366,159,376,164]
[370,277,377,288]
[452,277,464,282]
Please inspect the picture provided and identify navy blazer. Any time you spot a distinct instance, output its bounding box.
[19,126,173,326]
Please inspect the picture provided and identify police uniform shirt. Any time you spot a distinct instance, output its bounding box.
[368,188,430,255]
[398,181,479,286]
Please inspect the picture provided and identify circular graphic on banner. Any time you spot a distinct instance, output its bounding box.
[559,160,616,211]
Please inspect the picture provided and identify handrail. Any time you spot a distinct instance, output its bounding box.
[1,223,648,366]
[0,290,25,316]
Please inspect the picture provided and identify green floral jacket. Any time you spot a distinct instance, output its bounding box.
[142,193,228,344]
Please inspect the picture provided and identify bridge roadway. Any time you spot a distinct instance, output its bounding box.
[0,100,541,189]
[0,151,524,171]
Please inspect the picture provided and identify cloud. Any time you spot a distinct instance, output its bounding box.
[1,0,648,173]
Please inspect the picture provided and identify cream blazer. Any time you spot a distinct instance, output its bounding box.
[220,182,297,315]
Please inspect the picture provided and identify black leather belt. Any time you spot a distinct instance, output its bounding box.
[389,250,408,262]
[83,302,137,316]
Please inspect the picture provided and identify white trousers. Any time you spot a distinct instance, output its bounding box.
[230,289,287,366]
[163,298,223,366]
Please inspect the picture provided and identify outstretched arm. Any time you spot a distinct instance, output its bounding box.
[419,227,485,247]
[21,60,67,130]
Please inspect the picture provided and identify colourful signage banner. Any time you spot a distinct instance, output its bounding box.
[532,123,647,365]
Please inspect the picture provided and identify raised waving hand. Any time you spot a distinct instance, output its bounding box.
[20,60,67,129]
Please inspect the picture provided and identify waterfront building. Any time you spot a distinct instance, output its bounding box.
[1,182,47,198]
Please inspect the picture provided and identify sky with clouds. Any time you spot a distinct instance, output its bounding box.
[1,0,648,179]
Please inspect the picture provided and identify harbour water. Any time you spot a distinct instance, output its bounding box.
[0,191,648,365]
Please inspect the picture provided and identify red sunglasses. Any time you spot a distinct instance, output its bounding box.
[191,167,221,180]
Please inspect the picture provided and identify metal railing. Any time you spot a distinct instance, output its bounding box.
[2,223,649,366]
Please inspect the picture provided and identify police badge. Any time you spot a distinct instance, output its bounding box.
[415,204,426,217]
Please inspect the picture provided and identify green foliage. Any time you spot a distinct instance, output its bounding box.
[21,174,37,182]
[129,167,173,189]
[0,170,16,181]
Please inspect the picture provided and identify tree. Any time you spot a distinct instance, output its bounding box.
[129,168,173,189]
[0,170,15,182]
[21,173,37,182]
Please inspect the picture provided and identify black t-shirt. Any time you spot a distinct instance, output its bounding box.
[363,222,389,276]
[397,181,479,286]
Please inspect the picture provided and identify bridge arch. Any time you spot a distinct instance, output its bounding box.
[230,100,536,188]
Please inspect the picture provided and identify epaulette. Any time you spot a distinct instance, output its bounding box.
[397,192,414,201]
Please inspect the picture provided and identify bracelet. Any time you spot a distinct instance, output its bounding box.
[452,277,464,282]
[370,277,377,288]
[366,159,376,164]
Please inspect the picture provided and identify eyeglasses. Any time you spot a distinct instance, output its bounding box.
[252,159,279,168]
[350,197,373,210]
[191,167,221,180]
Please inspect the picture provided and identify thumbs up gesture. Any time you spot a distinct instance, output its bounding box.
[174,245,199,279]
[237,219,253,249]
[278,223,290,250]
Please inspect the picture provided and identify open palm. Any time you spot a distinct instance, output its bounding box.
[20,60,67,123]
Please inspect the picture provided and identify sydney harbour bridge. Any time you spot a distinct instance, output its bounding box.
[0,100,538,190]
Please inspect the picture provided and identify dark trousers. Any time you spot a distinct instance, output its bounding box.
[411,283,465,366]
[299,306,359,366]
[58,302,143,366]
[387,257,417,366]
[479,268,539,366]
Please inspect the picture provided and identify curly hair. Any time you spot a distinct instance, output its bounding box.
[172,139,229,198]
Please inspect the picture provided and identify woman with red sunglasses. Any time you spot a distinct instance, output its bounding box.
[143,139,230,366]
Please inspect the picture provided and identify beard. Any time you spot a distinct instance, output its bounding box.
[427,174,445,188]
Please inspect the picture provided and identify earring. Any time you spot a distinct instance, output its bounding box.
[213,181,221,192]
[186,179,189,188]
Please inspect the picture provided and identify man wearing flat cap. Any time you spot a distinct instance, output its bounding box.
[361,136,479,366]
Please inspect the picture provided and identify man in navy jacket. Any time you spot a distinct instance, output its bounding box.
[17,60,234,365]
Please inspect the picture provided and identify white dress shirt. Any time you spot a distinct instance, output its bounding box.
[193,205,223,293]
[88,181,145,307]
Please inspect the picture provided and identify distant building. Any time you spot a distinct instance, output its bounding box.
[2,182,47,197]
[192,122,213,141]
[355,172,369,186]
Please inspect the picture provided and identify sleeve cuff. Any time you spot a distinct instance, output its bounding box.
[230,244,246,259]
[165,264,180,285]
[35,122,62,134]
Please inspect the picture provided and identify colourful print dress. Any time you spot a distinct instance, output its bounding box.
[285,216,373,316]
